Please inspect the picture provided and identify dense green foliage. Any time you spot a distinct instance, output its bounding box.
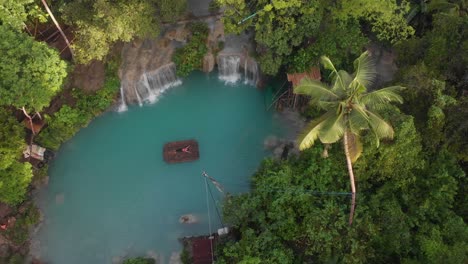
[330,0,414,43]
[0,110,26,170]
[288,19,368,73]
[394,4,468,163]
[0,110,32,205]
[173,22,209,77]
[0,0,45,31]
[219,0,414,75]
[0,160,33,205]
[62,0,159,64]
[218,110,467,263]
[61,0,186,64]
[0,25,67,112]
[158,0,187,23]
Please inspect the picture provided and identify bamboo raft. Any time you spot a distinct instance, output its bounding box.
[163,139,199,163]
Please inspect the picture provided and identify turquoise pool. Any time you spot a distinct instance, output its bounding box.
[33,72,285,263]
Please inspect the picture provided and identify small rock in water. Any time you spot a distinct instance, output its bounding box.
[146,249,158,259]
[273,145,284,158]
[111,256,121,264]
[55,193,65,205]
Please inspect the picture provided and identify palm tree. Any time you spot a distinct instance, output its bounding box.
[294,51,403,225]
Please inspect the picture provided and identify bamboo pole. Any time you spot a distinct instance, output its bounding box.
[41,0,74,60]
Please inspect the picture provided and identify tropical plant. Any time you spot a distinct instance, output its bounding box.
[294,51,403,224]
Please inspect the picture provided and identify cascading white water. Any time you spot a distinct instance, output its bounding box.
[218,54,259,86]
[141,74,156,104]
[117,86,128,112]
[134,87,143,106]
[244,58,259,86]
[135,63,181,104]
[217,55,241,84]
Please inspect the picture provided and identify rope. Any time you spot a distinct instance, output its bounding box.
[238,11,260,24]
[204,176,215,263]
[207,181,225,227]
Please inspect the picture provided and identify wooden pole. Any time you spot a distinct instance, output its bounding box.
[41,0,74,60]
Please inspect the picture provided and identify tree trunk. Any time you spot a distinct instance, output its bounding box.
[22,107,35,135]
[41,0,74,60]
[343,131,357,225]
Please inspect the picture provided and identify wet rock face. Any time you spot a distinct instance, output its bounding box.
[120,37,176,104]
[203,52,215,73]
[165,27,190,43]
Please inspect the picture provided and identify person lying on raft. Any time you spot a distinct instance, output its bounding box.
[182,145,191,153]
[175,145,191,153]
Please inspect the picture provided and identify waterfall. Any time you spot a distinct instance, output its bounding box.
[244,58,259,86]
[134,87,143,106]
[142,74,156,104]
[217,54,259,86]
[135,63,181,104]
[217,55,241,84]
[117,85,128,112]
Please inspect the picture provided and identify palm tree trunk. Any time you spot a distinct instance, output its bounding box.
[41,0,74,60]
[343,131,357,225]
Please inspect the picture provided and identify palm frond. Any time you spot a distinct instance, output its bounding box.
[348,104,370,134]
[351,51,376,89]
[366,110,395,147]
[318,110,345,144]
[294,78,338,100]
[346,131,363,163]
[316,101,339,111]
[360,86,404,109]
[332,70,352,96]
[320,56,338,74]
[298,112,332,150]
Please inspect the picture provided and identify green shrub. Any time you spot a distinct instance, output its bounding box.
[287,19,368,73]
[188,21,209,36]
[173,22,209,77]
[36,62,119,150]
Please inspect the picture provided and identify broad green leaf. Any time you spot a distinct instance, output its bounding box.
[320,55,338,74]
[294,78,338,100]
[351,51,376,89]
[318,110,345,144]
[366,110,395,147]
[298,112,332,150]
[348,104,370,134]
[360,86,404,109]
[332,70,352,95]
